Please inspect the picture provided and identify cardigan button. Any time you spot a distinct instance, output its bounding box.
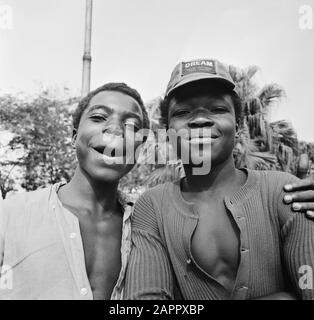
[80,287,88,296]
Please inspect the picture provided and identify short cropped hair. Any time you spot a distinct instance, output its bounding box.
[159,80,242,127]
[72,82,150,130]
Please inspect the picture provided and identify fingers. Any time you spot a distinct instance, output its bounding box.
[283,190,314,204]
[282,174,314,219]
[306,210,314,219]
[283,187,314,219]
[284,175,314,192]
[290,202,314,212]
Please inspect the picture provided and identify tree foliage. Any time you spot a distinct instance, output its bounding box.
[0,91,77,198]
[1,65,313,200]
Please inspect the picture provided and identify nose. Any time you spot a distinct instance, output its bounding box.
[103,118,124,137]
[188,114,214,128]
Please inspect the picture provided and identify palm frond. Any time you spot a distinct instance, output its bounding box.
[270,120,298,153]
[258,83,286,108]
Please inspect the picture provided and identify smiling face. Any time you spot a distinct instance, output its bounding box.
[73,90,144,182]
[167,83,236,170]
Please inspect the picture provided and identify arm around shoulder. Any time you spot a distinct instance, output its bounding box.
[276,173,314,299]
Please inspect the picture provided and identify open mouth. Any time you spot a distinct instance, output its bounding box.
[93,146,105,155]
[93,146,125,157]
[92,146,126,165]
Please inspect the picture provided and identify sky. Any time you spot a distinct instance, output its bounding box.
[1,0,314,141]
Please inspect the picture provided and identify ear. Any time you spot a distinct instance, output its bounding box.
[72,128,78,146]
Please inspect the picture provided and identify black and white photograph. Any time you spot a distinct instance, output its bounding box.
[1,0,314,310]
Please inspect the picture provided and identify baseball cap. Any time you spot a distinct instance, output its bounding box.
[165,58,235,97]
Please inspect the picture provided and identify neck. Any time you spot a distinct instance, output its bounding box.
[182,156,239,194]
[61,166,120,216]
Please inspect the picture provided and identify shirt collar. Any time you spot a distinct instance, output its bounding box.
[117,189,134,222]
[51,182,134,222]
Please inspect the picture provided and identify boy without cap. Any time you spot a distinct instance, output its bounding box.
[0,83,149,300]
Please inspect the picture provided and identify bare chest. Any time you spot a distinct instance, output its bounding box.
[191,200,240,292]
[79,216,123,300]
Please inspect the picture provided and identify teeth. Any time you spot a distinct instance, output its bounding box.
[102,154,124,164]
[190,137,212,144]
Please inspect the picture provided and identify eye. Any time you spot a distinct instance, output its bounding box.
[90,114,107,121]
[172,110,190,117]
[213,106,227,113]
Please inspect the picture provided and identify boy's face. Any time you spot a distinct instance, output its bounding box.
[74,90,144,183]
[167,87,236,169]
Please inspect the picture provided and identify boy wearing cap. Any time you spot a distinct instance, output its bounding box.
[124,59,314,300]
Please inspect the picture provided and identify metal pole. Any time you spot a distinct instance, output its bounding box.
[81,0,93,97]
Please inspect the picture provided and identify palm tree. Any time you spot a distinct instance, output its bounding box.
[269,120,298,173]
[230,65,298,172]
[233,122,277,170]
[295,141,314,178]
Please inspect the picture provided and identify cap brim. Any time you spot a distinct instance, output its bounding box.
[166,74,235,97]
